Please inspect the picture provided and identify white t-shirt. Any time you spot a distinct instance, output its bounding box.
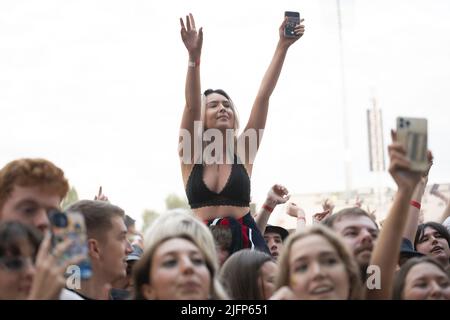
[59,288,84,300]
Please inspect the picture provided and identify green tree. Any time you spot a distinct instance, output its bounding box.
[141,194,190,234]
[61,186,79,210]
[141,209,160,233]
[165,193,189,210]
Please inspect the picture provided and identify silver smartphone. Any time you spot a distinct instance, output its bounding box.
[396,117,428,172]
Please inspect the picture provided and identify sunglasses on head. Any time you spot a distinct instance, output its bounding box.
[0,256,34,272]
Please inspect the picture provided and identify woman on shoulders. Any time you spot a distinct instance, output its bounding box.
[178,13,305,253]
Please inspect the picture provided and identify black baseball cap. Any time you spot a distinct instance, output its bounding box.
[265,225,289,241]
[126,244,143,262]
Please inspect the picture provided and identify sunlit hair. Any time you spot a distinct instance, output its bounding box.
[219,249,274,300]
[322,207,378,230]
[393,256,450,300]
[134,211,228,300]
[201,89,240,135]
[275,225,364,300]
[0,158,69,211]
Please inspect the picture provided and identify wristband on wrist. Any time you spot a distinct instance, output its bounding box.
[262,204,274,213]
[410,200,421,210]
[188,59,200,68]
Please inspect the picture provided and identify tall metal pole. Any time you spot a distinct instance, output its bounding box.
[336,0,352,201]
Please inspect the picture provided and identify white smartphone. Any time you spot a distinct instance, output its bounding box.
[396,117,428,172]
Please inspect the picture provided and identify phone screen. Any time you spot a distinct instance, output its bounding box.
[50,210,92,280]
[284,11,300,37]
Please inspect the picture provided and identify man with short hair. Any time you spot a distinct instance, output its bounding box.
[264,225,289,260]
[323,207,379,276]
[110,244,143,300]
[124,214,143,248]
[66,200,133,300]
[125,214,135,229]
[0,158,69,233]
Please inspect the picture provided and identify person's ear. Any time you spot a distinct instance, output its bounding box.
[141,283,156,300]
[88,238,101,260]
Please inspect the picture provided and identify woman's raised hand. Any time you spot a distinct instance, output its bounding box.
[286,202,305,219]
[265,184,290,208]
[279,17,305,48]
[180,13,203,60]
[388,130,423,192]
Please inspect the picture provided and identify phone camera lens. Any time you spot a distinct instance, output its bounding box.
[406,120,410,126]
[50,212,68,228]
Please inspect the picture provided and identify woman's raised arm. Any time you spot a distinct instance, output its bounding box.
[179,14,203,165]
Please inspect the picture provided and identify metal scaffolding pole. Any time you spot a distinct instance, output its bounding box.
[336,0,352,201]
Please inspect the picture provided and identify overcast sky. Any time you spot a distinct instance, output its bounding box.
[1,0,449,227]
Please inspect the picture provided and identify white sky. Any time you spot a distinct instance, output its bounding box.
[1,0,450,227]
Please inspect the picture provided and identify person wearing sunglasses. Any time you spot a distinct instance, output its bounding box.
[0,221,79,299]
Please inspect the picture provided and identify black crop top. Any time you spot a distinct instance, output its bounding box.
[185,155,251,209]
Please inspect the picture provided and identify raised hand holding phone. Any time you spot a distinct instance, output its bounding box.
[396,117,428,172]
[49,210,92,280]
[28,232,84,299]
[284,11,301,37]
[280,12,305,48]
[388,129,423,192]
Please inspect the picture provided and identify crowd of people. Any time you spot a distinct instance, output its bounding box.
[1,12,449,300]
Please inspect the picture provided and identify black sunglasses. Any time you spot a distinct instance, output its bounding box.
[0,256,34,272]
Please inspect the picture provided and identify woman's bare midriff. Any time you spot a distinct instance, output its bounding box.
[193,205,250,221]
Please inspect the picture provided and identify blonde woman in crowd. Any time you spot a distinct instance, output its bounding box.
[133,211,228,300]
[271,225,364,300]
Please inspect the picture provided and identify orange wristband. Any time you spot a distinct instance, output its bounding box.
[263,204,274,213]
